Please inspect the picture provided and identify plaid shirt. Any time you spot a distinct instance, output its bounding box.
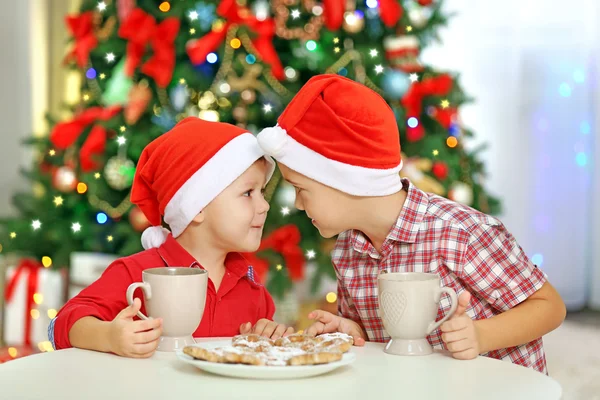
[333,179,548,374]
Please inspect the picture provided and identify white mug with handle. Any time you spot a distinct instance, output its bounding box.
[378,272,458,356]
[126,267,208,352]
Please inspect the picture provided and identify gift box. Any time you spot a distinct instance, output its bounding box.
[3,259,66,347]
[68,252,117,299]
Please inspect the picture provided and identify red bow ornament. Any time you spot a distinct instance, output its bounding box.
[401,74,453,142]
[187,0,284,80]
[243,225,305,283]
[323,0,403,30]
[118,8,180,88]
[50,106,122,172]
[433,107,458,130]
[63,12,98,68]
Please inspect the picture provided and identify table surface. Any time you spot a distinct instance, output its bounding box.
[0,338,562,400]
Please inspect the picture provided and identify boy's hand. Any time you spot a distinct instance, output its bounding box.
[440,291,481,360]
[305,310,366,346]
[107,298,163,358]
[239,319,294,340]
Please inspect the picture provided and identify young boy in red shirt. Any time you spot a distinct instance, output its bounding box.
[50,117,293,358]
[257,75,566,373]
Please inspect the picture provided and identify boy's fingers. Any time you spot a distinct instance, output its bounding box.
[271,324,288,340]
[133,339,159,355]
[305,321,326,337]
[446,338,471,353]
[308,310,334,324]
[251,319,269,336]
[454,291,471,317]
[441,330,467,344]
[260,322,278,338]
[283,327,295,337]
[451,348,478,360]
[135,327,163,344]
[239,322,252,334]
[119,298,141,319]
[133,318,162,333]
[353,337,366,347]
[440,317,467,333]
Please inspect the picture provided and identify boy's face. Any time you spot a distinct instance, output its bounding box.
[278,163,352,238]
[200,159,270,252]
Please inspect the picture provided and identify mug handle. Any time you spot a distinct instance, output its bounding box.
[126,282,151,320]
[427,287,458,334]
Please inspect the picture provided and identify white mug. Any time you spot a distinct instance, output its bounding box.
[378,272,458,356]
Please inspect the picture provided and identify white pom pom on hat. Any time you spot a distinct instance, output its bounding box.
[256,125,288,159]
[141,226,171,250]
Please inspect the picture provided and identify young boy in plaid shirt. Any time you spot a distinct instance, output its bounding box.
[257,75,566,373]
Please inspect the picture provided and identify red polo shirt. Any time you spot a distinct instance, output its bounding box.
[51,235,275,350]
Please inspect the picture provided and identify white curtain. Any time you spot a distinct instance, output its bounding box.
[422,0,599,310]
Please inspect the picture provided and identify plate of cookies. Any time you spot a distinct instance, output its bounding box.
[176,333,356,379]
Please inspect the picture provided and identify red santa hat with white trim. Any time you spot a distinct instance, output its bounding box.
[131,117,275,250]
[257,74,402,196]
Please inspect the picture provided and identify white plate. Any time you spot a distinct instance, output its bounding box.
[176,340,356,380]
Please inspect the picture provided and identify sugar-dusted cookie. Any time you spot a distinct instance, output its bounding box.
[232,334,274,352]
[314,333,354,353]
[274,334,316,351]
[183,346,222,363]
[287,351,343,366]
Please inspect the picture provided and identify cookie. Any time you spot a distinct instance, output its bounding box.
[232,334,274,352]
[263,346,307,366]
[183,346,222,363]
[314,332,354,345]
[287,351,343,366]
[314,333,354,353]
[274,334,316,351]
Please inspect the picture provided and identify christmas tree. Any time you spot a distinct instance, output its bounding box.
[0,0,499,301]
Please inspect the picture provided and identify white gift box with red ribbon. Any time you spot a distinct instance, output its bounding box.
[3,259,65,347]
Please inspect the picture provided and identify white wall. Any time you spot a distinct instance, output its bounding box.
[0,0,33,217]
[422,0,598,310]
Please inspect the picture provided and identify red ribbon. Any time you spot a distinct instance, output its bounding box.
[433,107,457,130]
[323,0,403,30]
[4,259,42,346]
[63,12,98,68]
[243,225,305,283]
[118,8,180,88]
[401,74,453,142]
[49,106,121,172]
[187,0,284,80]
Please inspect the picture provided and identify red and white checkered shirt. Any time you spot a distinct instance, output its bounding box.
[333,179,548,374]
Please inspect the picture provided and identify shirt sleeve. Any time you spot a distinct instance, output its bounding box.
[458,222,547,312]
[51,260,135,350]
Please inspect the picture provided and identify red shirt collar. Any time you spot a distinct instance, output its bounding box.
[156,234,257,283]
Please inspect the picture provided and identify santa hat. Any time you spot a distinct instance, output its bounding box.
[257,74,402,196]
[131,117,275,250]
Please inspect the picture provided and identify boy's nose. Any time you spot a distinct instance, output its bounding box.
[294,196,304,211]
[258,196,270,214]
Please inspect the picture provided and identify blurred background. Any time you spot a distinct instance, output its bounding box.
[0,0,598,397]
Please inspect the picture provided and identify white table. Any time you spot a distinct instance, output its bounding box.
[0,338,561,400]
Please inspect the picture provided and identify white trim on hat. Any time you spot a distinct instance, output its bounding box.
[257,125,403,197]
[164,132,275,237]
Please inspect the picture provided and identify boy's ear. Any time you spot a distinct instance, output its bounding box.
[191,210,205,224]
